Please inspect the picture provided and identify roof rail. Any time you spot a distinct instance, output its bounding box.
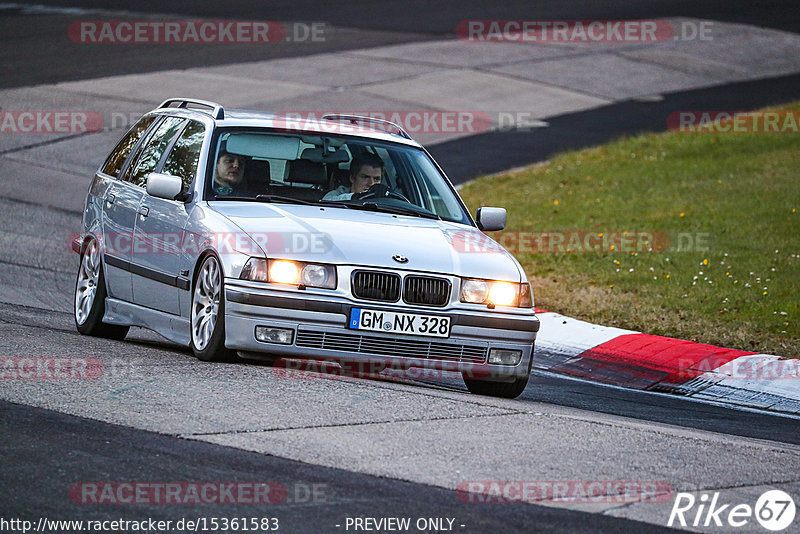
[322,114,411,140]
[158,97,225,120]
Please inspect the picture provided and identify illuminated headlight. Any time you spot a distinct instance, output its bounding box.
[460,278,533,308]
[240,258,336,289]
[489,282,517,306]
[269,260,300,285]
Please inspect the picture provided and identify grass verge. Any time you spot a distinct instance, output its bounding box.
[458,102,800,357]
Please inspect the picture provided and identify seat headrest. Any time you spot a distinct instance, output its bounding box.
[241,159,270,194]
[244,159,270,181]
[287,159,327,185]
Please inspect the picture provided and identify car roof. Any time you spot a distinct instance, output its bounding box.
[151,98,423,148]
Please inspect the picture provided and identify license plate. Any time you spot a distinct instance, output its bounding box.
[349,308,451,338]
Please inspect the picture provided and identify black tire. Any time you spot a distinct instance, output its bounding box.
[463,375,530,399]
[190,254,238,362]
[74,239,129,340]
[463,354,532,399]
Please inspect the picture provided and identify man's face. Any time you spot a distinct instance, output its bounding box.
[215,153,246,185]
[350,164,382,193]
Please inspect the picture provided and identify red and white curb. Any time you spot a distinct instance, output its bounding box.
[533,309,800,415]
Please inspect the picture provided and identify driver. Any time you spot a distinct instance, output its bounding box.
[323,153,385,201]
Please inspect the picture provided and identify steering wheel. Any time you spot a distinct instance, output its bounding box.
[354,183,410,202]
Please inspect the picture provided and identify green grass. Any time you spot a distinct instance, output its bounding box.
[458,102,800,356]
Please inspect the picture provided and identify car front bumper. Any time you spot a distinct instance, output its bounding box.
[224,285,539,382]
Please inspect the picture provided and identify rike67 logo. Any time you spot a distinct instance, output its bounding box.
[668,490,796,531]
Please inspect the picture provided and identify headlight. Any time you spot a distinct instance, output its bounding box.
[269,260,300,285]
[460,278,533,308]
[489,282,517,306]
[240,258,336,289]
[460,279,489,304]
[301,264,330,287]
[239,258,269,282]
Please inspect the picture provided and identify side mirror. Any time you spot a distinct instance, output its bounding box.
[146,172,189,201]
[476,207,506,231]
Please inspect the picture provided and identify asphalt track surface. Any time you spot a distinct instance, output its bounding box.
[3,400,673,534]
[3,2,800,532]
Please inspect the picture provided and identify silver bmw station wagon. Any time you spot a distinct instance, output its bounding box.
[74,98,539,398]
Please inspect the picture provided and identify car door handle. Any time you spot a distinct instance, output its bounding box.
[106,194,116,205]
[138,206,149,218]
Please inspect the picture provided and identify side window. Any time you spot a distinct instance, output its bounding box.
[127,117,186,188]
[163,120,206,189]
[101,116,156,178]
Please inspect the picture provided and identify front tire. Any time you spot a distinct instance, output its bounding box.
[74,239,129,340]
[463,375,530,399]
[463,355,532,399]
[190,254,237,362]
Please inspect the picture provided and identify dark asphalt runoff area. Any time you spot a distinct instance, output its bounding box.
[433,72,800,183]
[2,0,799,89]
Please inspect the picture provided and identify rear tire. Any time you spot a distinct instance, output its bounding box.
[74,239,129,340]
[190,254,237,362]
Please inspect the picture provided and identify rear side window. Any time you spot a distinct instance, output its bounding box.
[163,120,206,189]
[101,116,156,178]
[127,117,186,187]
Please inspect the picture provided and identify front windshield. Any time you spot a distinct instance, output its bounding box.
[206,129,472,225]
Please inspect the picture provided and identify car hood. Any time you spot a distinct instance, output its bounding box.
[209,202,523,281]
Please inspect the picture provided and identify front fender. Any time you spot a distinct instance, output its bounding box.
[179,203,267,317]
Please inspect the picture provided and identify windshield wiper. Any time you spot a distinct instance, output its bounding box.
[256,194,313,205]
[344,201,441,220]
[316,200,363,210]
[376,205,441,220]
[212,194,312,205]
